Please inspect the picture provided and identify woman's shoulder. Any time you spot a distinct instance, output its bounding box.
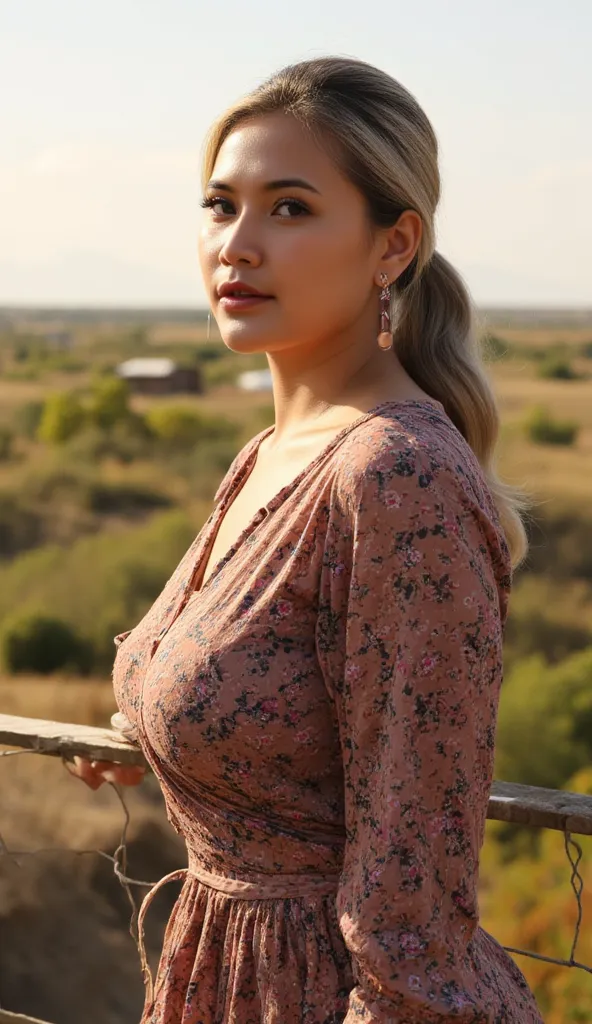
[335,398,501,528]
[333,398,512,596]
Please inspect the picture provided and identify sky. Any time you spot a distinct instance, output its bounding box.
[1,0,591,308]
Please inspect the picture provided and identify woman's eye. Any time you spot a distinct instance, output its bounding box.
[200,196,234,215]
[274,199,309,218]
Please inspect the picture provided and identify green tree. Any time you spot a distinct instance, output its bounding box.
[37,392,86,444]
[87,377,131,430]
[495,647,592,790]
[145,406,237,449]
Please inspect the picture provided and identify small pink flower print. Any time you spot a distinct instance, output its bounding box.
[384,491,402,508]
[260,699,278,716]
[295,729,310,743]
[428,815,446,838]
[333,563,346,576]
[276,600,292,617]
[406,547,423,565]
[399,930,424,957]
[386,793,401,810]
[452,891,472,913]
[369,868,382,884]
[408,975,423,991]
[420,654,438,674]
[287,710,300,725]
[408,866,419,880]
[345,662,362,681]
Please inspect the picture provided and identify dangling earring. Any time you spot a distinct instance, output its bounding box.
[377,273,393,350]
[207,311,212,342]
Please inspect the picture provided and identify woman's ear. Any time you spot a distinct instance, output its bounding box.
[375,210,422,287]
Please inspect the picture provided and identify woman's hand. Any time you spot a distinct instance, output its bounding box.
[66,711,146,789]
[110,711,140,744]
[68,755,146,790]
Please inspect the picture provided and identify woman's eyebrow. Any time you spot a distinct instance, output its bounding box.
[206,177,321,195]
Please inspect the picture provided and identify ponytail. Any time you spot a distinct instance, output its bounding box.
[201,56,531,568]
[393,252,530,568]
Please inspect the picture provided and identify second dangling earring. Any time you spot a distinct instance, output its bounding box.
[377,273,393,350]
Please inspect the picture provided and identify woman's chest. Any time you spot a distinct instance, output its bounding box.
[113,563,339,802]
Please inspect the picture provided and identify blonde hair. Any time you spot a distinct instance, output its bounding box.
[202,56,530,568]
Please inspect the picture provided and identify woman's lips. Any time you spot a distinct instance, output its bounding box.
[219,294,274,312]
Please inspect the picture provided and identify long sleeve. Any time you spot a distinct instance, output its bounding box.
[316,440,512,1022]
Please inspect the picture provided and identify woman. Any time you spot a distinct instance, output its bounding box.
[72,57,543,1023]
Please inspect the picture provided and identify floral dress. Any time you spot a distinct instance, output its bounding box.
[112,398,543,1023]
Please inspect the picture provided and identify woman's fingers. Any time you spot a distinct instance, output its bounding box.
[110,711,140,744]
[68,755,146,789]
[70,755,105,789]
[100,763,146,786]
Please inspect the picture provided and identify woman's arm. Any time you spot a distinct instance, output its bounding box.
[316,442,511,1022]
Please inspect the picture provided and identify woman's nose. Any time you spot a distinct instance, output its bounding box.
[218,219,262,268]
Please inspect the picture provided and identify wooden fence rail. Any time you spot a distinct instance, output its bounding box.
[1,712,592,836]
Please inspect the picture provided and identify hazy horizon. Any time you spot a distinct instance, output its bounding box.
[3,0,591,308]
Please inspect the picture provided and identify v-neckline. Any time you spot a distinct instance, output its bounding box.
[188,397,444,597]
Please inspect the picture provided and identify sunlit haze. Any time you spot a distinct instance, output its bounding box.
[2,0,591,307]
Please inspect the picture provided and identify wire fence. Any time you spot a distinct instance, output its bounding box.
[0,714,591,1022]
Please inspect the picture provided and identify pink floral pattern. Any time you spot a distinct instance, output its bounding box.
[112,399,543,1023]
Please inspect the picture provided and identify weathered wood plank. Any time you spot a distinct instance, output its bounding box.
[0,713,145,767]
[1,714,592,834]
[489,779,592,836]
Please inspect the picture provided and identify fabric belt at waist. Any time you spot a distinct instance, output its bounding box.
[136,862,340,1012]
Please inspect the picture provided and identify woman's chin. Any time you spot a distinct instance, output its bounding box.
[219,318,280,353]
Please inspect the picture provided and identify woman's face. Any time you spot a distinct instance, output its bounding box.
[198,112,386,354]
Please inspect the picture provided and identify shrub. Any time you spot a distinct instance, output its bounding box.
[579,339,592,359]
[0,427,13,461]
[522,505,592,580]
[482,332,508,361]
[0,509,196,673]
[145,406,238,449]
[0,493,42,557]
[495,647,592,791]
[537,354,578,380]
[37,392,87,444]
[195,341,225,363]
[504,576,592,668]
[86,481,171,515]
[523,405,579,446]
[13,400,44,439]
[0,612,93,674]
[169,438,240,499]
[64,414,154,464]
[87,377,131,430]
